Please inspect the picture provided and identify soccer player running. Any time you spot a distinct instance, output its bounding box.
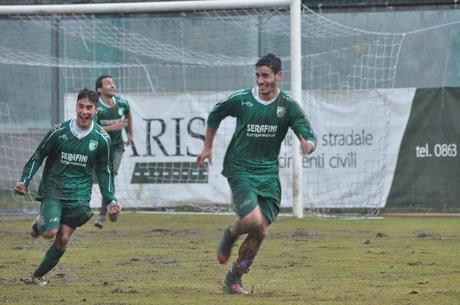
[14,89,122,286]
[93,75,133,229]
[197,53,316,295]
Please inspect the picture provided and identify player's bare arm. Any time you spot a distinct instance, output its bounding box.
[126,111,133,146]
[102,119,128,133]
[197,127,218,168]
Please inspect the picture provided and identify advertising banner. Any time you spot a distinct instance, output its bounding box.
[387,87,460,210]
[65,88,415,208]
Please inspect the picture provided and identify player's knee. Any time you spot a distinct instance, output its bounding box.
[247,223,268,240]
[259,226,269,238]
[41,229,58,239]
[253,225,268,240]
[56,235,71,249]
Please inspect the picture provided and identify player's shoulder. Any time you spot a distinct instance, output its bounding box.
[114,95,129,105]
[218,89,251,104]
[50,120,70,134]
[279,91,297,104]
[224,88,252,103]
[93,124,111,142]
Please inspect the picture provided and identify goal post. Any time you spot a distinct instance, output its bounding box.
[290,0,303,218]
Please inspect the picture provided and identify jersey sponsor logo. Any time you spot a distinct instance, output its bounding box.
[99,119,118,126]
[246,124,278,138]
[241,100,253,107]
[89,140,98,151]
[276,106,286,118]
[61,151,89,167]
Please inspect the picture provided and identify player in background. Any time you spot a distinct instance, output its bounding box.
[14,89,122,286]
[197,53,316,294]
[93,75,133,229]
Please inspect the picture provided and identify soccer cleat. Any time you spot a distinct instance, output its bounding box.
[31,276,48,286]
[30,216,40,238]
[223,270,248,295]
[217,227,235,264]
[94,215,105,229]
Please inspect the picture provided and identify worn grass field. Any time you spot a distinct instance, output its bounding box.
[0,213,459,305]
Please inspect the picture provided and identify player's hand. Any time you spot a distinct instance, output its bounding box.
[196,148,212,168]
[112,119,128,131]
[14,182,26,195]
[108,201,122,214]
[108,201,122,222]
[298,135,315,155]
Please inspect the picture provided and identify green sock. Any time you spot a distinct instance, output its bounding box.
[33,244,65,277]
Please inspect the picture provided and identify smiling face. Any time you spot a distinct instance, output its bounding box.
[256,65,282,101]
[97,77,117,99]
[76,97,97,129]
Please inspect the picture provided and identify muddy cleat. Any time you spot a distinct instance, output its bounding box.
[223,270,248,295]
[30,216,40,238]
[94,215,105,229]
[32,276,48,286]
[217,227,236,264]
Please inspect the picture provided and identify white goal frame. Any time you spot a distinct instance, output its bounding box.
[0,0,305,217]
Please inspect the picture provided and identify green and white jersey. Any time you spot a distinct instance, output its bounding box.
[208,88,316,178]
[20,119,116,204]
[95,95,130,148]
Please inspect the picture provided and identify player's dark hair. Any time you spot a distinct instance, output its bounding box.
[95,74,113,93]
[256,53,282,74]
[77,88,99,105]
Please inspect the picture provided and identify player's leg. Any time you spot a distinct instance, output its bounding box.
[31,198,63,285]
[218,177,259,264]
[32,224,75,285]
[33,198,62,239]
[223,176,281,294]
[32,203,93,285]
[224,206,269,294]
[95,148,123,228]
[94,199,107,228]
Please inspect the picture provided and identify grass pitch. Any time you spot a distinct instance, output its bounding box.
[0,213,459,305]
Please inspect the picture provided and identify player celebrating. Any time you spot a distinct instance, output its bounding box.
[197,53,316,294]
[93,75,133,229]
[14,89,121,286]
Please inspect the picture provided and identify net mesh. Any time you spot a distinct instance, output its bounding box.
[0,4,404,212]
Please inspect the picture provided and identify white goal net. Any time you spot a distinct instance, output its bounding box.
[0,2,404,213]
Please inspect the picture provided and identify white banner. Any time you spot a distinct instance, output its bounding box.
[65,88,414,208]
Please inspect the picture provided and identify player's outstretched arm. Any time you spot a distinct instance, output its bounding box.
[14,181,26,195]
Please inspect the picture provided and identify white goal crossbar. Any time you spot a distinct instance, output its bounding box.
[0,0,291,15]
